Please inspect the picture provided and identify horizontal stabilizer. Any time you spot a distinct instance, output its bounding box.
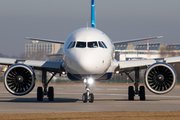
[25,37,65,44]
[113,36,163,45]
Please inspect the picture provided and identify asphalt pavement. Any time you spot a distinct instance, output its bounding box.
[0,83,180,113]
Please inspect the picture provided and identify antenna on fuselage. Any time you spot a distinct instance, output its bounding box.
[91,0,96,28]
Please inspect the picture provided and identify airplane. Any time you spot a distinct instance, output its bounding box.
[0,0,178,103]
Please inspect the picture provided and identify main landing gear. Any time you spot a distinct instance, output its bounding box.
[125,67,146,101]
[37,69,56,101]
[82,80,94,103]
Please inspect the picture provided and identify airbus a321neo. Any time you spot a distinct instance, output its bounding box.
[0,0,178,103]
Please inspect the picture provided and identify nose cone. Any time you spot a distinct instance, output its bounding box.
[78,56,100,74]
[74,50,110,75]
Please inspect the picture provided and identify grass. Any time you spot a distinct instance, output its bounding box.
[0,111,180,120]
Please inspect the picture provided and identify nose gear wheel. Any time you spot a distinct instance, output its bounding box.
[82,81,94,103]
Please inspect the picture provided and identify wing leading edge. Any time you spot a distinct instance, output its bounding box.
[25,37,65,44]
[116,56,180,72]
[0,57,64,72]
[113,36,163,45]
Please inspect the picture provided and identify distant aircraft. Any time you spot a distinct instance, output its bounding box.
[0,0,178,103]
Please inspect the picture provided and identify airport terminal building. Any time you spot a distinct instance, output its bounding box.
[25,41,180,62]
[115,43,164,61]
[25,41,63,61]
[25,41,61,55]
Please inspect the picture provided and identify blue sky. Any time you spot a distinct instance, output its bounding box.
[0,0,180,56]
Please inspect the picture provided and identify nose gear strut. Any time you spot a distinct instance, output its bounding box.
[82,80,94,103]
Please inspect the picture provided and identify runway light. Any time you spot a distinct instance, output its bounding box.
[88,78,94,84]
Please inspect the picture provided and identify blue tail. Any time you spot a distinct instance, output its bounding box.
[91,0,96,28]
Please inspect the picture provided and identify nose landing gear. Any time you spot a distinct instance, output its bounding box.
[82,80,94,103]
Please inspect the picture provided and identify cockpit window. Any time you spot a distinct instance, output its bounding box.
[69,41,76,48]
[76,42,86,48]
[67,42,73,49]
[88,41,98,48]
[101,41,107,48]
[67,41,76,49]
[98,41,104,48]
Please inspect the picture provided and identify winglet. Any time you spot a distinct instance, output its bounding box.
[91,0,96,28]
[157,36,163,39]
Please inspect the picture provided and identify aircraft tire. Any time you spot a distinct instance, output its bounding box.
[37,87,43,101]
[128,86,134,100]
[48,87,54,101]
[139,86,146,100]
[82,93,87,103]
[89,93,94,103]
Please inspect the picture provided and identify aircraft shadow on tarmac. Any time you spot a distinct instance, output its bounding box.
[94,99,160,102]
[0,97,167,103]
[0,98,80,103]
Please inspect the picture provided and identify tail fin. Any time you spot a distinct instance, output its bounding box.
[91,0,96,28]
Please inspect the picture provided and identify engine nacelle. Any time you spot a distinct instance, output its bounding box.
[4,64,36,96]
[145,62,176,94]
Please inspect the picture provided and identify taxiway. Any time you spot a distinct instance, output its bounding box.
[0,83,180,113]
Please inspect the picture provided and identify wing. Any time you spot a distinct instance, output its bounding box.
[0,57,64,72]
[115,56,180,95]
[25,37,65,44]
[113,36,163,45]
[0,57,65,96]
[117,56,180,72]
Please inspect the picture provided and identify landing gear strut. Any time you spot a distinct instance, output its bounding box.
[126,67,145,101]
[82,80,94,103]
[37,69,56,101]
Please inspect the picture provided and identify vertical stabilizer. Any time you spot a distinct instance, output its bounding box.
[91,0,96,28]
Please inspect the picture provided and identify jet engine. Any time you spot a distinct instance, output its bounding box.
[144,62,176,94]
[4,64,35,96]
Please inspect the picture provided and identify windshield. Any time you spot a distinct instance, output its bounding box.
[67,42,73,49]
[98,41,104,48]
[88,41,98,48]
[76,42,86,48]
[69,41,76,48]
[67,41,76,49]
[101,41,107,48]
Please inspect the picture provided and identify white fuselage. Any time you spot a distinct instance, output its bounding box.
[63,28,115,80]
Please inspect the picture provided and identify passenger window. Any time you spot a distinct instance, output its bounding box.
[101,41,107,48]
[76,42,86,48]
[98,41,104,48]
[88,41,98,48]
